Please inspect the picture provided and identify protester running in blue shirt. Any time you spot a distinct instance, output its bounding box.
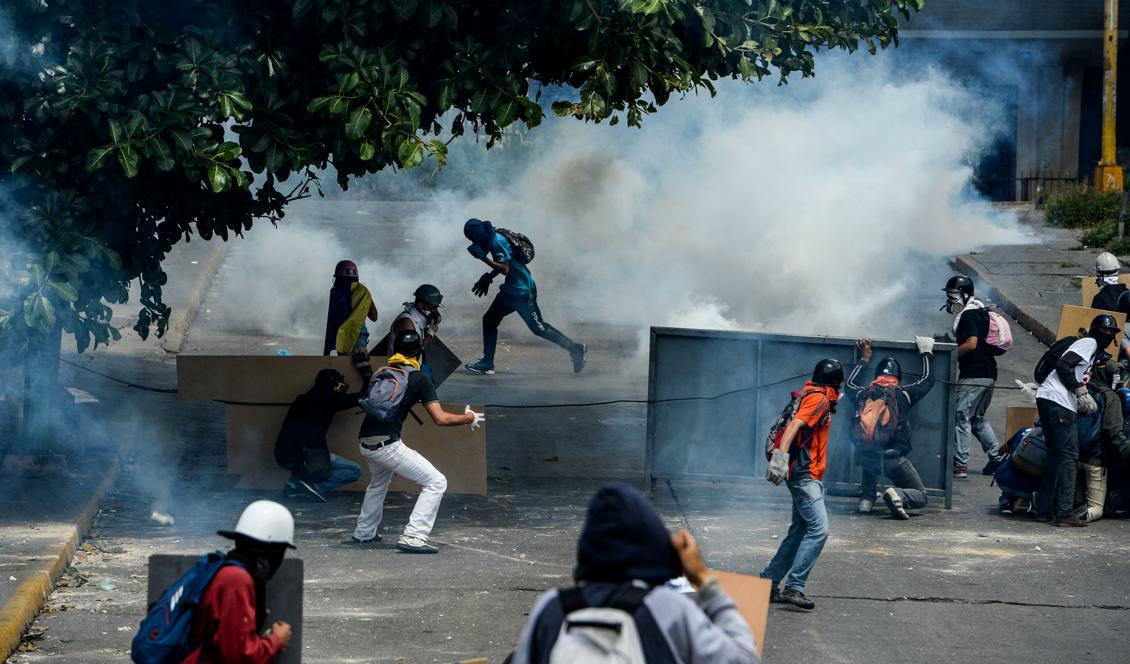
[463,218,586,375]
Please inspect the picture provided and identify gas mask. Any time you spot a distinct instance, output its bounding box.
[1098,274,1120,287]
[333,380,348,393]
[941,290,967,315]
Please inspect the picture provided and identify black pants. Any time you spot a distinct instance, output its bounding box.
[1036,397,1079,518]
[859,453,928,510]
[481,290,576,363]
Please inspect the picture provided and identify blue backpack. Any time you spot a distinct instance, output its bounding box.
[131,552,242,664]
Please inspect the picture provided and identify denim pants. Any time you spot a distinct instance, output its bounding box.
[761,478,829,593]
[353,438,448,541]
[481,290,576,364]
[954,378,1001,466]
[312,454,362,495]
[1035,397,1079,518]
[859,453,928,509]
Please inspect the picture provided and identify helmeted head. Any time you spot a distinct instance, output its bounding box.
[463,218,494,249]
[413,284,443,311]
[812,358,844,388]
[1096,252,1120,277]
[573,483,681,587]
[334,259,359,280]
[1088,313,1121,349]
[941,275,975,313]
[875,357,901,381]
[218,500,296,549]
[393,330,423,357]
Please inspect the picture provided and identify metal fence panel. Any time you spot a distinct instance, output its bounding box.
[646,328,957,508]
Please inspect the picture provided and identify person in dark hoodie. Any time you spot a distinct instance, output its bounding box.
[323,259,379,356]
[845,337,936,519]
[179,500,295,664]
[274,368,365,503]
[510,483,758,663]
[1089,252,1130,363]
[462,218,586,375]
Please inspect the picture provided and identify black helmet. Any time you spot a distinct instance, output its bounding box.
[413,284,443,307]
[812,359,844,387]
[1090,313,1121,336]
[392,330,424,357]
[875,357,901,379]
[942,275,974,297]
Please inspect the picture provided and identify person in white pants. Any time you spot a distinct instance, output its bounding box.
[351,330,485,553]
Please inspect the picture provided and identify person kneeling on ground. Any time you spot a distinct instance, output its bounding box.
[351,330,485,553]
[275,366,367,503]
[510,482,758,663]
[1073,358,1130,522]
[182,500,296,664]
[846,336,936,519]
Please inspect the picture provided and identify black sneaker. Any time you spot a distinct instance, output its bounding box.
[570,344,587,374]
[284,478,326,503]
[464,359,495,375]
[982,458,1002,476]
[294,478,326,503]
[769,587,784,604]
[346,534,382,546]
[883,487,909,520]
[779,588,815,610]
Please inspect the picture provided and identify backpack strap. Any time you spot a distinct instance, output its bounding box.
[609,583,650,614]
[557,587,589,615]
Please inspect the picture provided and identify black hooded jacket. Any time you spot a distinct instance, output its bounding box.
[273,369,360,480]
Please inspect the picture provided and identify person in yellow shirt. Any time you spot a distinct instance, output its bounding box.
[323,260,378,356]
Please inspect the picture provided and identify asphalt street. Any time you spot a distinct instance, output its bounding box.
[8,203,1130,663]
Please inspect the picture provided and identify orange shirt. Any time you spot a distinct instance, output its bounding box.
[788,382,839,481]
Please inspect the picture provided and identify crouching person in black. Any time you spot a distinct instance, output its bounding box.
[846,337,936,519]
[274,366,365,502]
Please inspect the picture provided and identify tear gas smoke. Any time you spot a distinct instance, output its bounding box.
[212,56,1031,350]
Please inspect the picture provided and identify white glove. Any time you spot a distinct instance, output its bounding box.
[1074,388,1099,415]
[915,335,935,355]
[464,405,486,431]
[765,449,789,485]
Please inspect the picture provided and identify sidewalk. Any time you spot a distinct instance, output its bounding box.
[0,238,227,661]
[952,224,1096,344]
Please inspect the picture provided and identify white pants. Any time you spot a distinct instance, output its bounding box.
[353,438,447,541]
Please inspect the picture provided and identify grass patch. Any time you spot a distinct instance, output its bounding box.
[1045,186,1122,228]
[1079,222,1130,254]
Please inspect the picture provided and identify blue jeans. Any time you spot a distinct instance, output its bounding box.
[312,454,362,495]
[761,478,829,593]
[954,378,1001,467]
[481,290,576,364]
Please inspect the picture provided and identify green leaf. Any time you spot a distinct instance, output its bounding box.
[171,129,193,153]
[359,139,375,161]
[23,294,55,331]
[47,281,79,303]
[117,145,139,178]
[85,145,115,172]
[345,106,372,140]
[208,163,229,192]
[227,90,253,111]
[108,118,123,144]
[265,142,285,172]
[307,96,333,113]
[436,82,453,110]
[292,0,314,21]
[397,139,424,168]
[496,98,518,127]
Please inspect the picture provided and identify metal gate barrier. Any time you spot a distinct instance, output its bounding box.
[645,328,956,508]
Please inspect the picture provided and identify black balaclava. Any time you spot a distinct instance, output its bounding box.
[227,536,288,630]
[573,483,682,587]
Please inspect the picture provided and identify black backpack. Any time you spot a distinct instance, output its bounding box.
[498,228,535,264]
[1033,336,1078,384]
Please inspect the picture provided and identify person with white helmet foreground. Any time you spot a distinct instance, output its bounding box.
[1089,252,1130,362]
[181,500,296,663]
[352,330,485,553]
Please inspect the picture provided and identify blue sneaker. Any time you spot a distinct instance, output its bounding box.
[464,359,495,375]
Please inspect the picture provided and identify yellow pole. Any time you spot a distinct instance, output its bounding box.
[1095,0,1124,191]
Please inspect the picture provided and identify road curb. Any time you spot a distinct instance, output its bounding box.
[951,254,1057,346]
[0,455,120,661]
[161,240,228,355]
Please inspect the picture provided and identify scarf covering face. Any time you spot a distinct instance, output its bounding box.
[1099,275,1121,287]
[871,375,901,388]
[387,353,421,370]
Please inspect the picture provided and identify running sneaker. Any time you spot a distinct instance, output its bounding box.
[570,343,587,374]
[397,535,439,554]
[284,478,326,503]
[346,534,382,546]
[779,588,815,610]
[464,359,495,375]
[982,458,1002,476]
[883,487,909,520]
[858,497,874,513]
[953,464,968,479]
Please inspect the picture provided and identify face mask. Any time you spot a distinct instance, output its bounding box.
[1099,274,1120,287]
[333,381,348,393]
[941,291,966,314]
[1094,331,1116,349]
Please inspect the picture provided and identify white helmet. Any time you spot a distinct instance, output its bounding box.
[1096,252,1120,276]
[218,500,296,548]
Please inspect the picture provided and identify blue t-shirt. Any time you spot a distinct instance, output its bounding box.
[490,233,535,296]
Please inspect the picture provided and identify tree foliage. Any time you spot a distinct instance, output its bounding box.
[0,0,923,350]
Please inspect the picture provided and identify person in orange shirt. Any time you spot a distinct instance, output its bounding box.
[761,359,843,611]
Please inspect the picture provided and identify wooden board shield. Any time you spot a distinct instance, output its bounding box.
[1081,273,1130,307]
[1055,305,1126,356]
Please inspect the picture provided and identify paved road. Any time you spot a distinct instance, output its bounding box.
[10,204,1130,663]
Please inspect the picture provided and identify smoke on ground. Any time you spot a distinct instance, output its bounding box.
[216,56,1031,348]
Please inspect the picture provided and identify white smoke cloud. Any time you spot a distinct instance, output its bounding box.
[215,56,1030,348]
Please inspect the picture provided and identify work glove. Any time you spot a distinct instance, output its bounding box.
[1074,387,1099,415]
[472,273,493,298]
[765,449,789,485]
[465,405,486,431]
[467,244,488,261]
[915,335,935,355]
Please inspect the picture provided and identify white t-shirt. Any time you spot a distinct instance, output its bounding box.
[1036,337,1098,412]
